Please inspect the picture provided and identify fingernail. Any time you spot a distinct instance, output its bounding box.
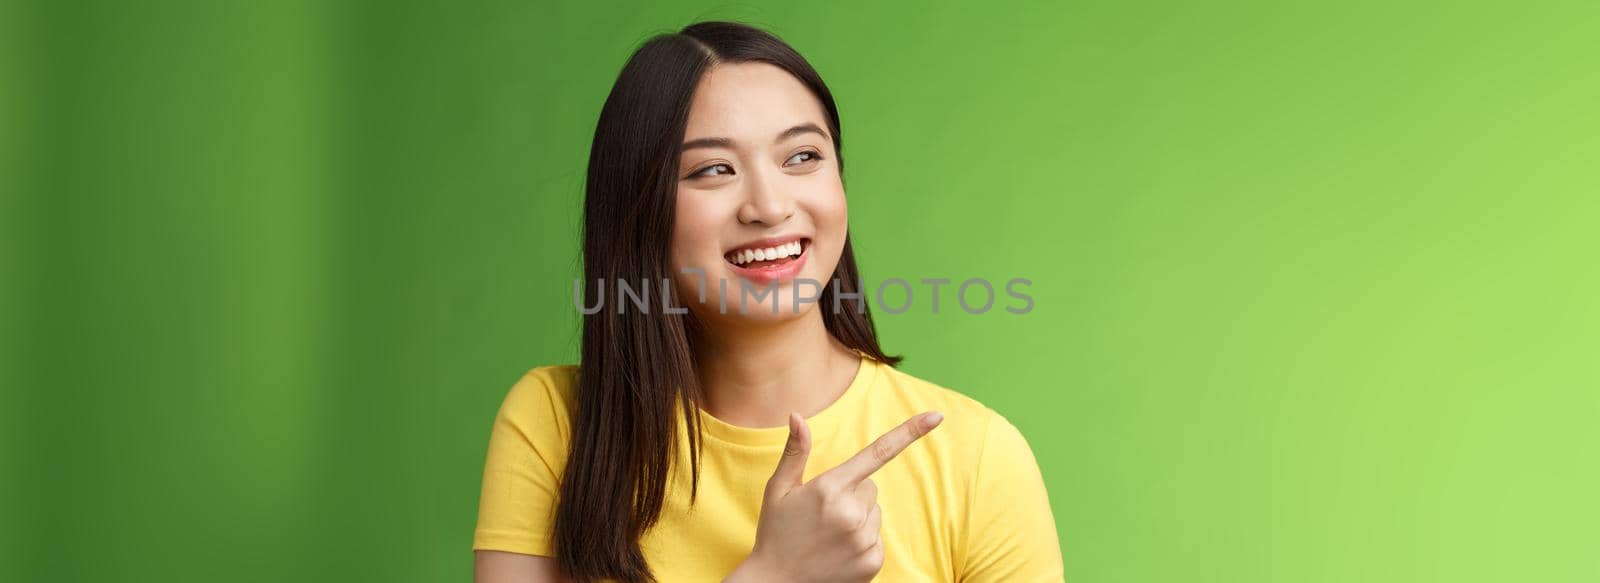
[924,411,944,428]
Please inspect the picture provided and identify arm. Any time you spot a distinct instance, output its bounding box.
[476,548,776,583]
[475,550,570,583]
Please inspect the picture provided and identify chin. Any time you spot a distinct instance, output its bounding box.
[727,291,818,322]
[677,270,826,323]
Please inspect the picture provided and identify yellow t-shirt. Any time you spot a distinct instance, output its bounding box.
[473,354,1064,582]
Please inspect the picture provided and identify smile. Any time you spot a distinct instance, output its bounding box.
[723,237,811,284]
[726,239,805,267]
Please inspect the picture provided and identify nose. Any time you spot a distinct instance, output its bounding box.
[735,164,795,226]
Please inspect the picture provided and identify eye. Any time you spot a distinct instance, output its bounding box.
[689,163,734,179]
[784,150,823,166]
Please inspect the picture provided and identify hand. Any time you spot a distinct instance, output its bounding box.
[732,410,945,583]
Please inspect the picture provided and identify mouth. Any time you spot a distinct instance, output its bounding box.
[724,237,808,269]
[723,237,811,283]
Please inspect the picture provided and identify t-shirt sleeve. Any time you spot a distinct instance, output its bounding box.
[472,368,572,557]
[960,409,1066,582]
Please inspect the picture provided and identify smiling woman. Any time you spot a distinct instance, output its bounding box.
[472,21,1064,583]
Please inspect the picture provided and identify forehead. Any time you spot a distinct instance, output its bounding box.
[683,62,830,143]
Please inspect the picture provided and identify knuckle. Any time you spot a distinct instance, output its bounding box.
[830,505,862,530]
[813,479,841,500]
[812,483,838,509]
[871,440,895,464]
[853,528,877,552]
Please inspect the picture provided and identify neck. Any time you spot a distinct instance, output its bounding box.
[691,309,862,429]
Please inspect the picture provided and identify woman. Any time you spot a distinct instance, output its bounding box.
[473,21,1063,583]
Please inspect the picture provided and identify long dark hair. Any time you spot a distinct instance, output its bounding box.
[556,21,900,582]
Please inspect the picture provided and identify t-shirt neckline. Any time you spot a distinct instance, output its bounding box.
[693,353,879,449]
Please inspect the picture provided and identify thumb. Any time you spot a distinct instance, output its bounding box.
[768,412,812,495]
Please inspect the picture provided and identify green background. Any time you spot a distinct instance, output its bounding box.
[4,0,1597,581]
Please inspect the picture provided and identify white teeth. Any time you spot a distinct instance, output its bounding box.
[729,240,806,265]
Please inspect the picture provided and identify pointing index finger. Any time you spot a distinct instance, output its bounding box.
[826,411,944,486]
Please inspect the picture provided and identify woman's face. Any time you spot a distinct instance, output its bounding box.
[669,62,848,323]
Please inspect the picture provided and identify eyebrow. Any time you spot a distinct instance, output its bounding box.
[681,122,830,152]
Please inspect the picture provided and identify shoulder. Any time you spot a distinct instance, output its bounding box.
[872,362,1046,478]
[505,365,582,405]
[875,364,1053,538]
[501,364,580,411]
[489,364,582,449]
[870,362,1014,463]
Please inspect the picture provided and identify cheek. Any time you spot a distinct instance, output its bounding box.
[804,163,849,229]
[800,184,850,277]
[669,190,723,271]
[810,188,848,232]
[803,178,848,235]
